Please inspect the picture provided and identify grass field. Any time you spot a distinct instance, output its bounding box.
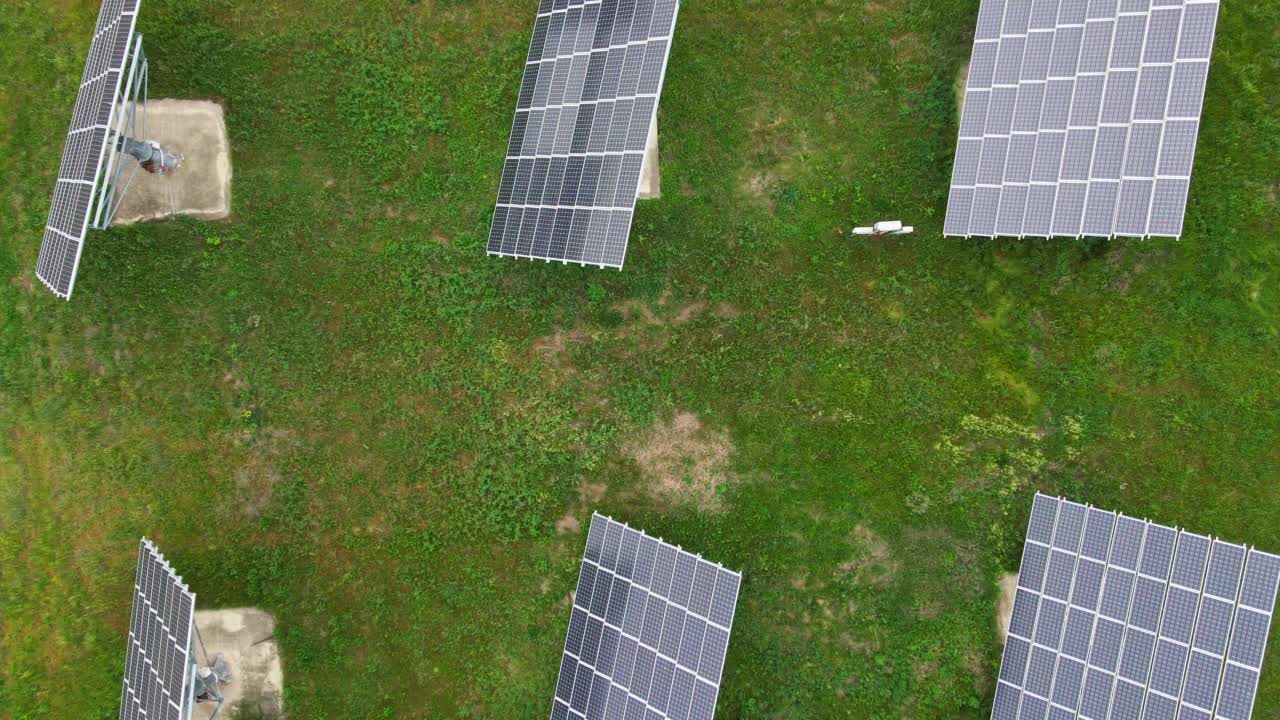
[2,0,1279,718]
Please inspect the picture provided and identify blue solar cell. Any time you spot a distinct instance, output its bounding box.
[992,682,1021,720]
[1227,607,1271,669]
[586,516,608,562]
[1010,589,1040,639]
[709,570,740,628]
[1111,518,1146,570]
[1183,650,1223,711]
[1099,567,1136,620]
[1062,607,1094,660]
[1000,636,1032,685]
[1192,596,1233,655]
[698,625,729,684]
[1025,645,1056,697]
[1071,559,1106,611]
[1020,693,1049,719]
[1091,618,1125,672]
[689,679,717,720]
[677,616,705,673]
[1149,638,1187,697]
[1020,542,1052,592]
[1205,542,1246,600]
[1118,630,1155,682]
[1139,524,1177,580]
[688,562,716,618]
[1142,693,1178,720]
[1044,550,1077,600]
[1171,534,1211,589]
[617,528,641,579]
[1051,656,1085,708]
[1160,586,1199,644]
[1081,509,1116,561]
[658,604,686,659]
[1028,494,1060,544]
[1078,668,1113,720]
[1129,576,1166,633]
[1217,663,1260,720]
[1035,599,1068,649]
[601,521,625,571]
[1110,679,1145,719]
[670,553,697,607]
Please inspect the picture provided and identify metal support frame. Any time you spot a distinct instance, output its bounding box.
[91,32,148,230]
[189,624,226,720]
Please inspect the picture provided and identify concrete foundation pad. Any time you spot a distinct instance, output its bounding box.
[996,573,1018,645]
[194,608,282,720]
[112,99,231,226]
[638,115,661,200]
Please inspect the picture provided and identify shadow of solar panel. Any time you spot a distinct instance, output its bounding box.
[947,0,1219,239]
[37,0,141,299]
[489,0,681,269]
[553,513,740,720]
[992,494,1279,720]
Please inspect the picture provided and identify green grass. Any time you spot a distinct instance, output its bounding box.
[2,0,1279,718]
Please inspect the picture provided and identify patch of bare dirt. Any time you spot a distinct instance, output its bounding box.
[623,411,734,511]
[892,32,923,63]
[913,656,942,682]
[614,299,665,328]
[916,601,943,619]
[714,303,742,320]
[611,290,714,350]
[10,270,35,294]
[740,171,779,210]
[673,301,707,324]
[533,326,592,375]
[739,107,811,212]
[837,525,899,586]
[234,427,298,519]
[579,478,608,504]
[967,649,992,694]
[556,511,581,535]
[996,573,1019,645]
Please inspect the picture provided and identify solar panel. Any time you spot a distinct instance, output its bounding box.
[551,513,741,720]
[119,538,196,720]
[36,0,142,299]
[946,0,1220,239]
[488,0,681,269]
[993,494,1280,720]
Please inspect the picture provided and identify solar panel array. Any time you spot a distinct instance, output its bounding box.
[488,0,681,269]
[552,513,741,720]
[37,0,140,300]
[993,494,1280,720]
[120,538,195,720]
[945,0,1220,239]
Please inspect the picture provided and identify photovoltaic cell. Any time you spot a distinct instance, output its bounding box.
[552,513,740,720]
[992,494,1279,720]
[119,538,194,720]
[946,0,1220,238]
[490,0,681,269]
[37,0,142,299]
